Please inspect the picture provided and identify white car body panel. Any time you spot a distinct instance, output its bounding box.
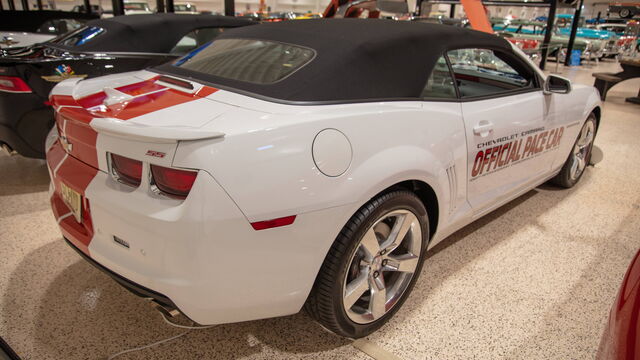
[46,49,602,325]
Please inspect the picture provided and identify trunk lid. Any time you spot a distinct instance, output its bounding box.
[49,71,230,169]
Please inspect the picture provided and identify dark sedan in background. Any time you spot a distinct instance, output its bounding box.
[0,13,253,158]
[0,10,98,50]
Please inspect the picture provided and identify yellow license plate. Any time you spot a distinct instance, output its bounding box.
[60,182,82,223]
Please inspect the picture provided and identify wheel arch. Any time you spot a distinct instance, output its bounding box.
[591,105,602,131]
[374,180,440,240]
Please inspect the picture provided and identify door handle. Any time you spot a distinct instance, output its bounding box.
[473,121,494,137]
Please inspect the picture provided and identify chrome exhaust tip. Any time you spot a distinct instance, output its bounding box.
[149,299,180,318]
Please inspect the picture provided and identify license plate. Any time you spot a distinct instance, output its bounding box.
[60,182,82,223]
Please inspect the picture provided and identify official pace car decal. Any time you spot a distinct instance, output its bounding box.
[471,126,565,181]
[41,64,88,82]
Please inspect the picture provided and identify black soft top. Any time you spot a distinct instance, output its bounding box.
[157,18,515,103]
[52,14,254,53]
[0,10,99,32]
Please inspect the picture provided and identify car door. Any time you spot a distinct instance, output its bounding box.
[447,48,564,213]
[420,56,470,224]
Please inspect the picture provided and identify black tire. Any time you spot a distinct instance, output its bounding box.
[551,114,597,188]
[305,190,429,338]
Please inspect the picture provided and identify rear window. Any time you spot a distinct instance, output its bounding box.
[49,26,105,46]
[172,39,315,84]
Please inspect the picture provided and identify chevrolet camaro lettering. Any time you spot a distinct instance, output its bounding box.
[471,126,565,179]
[46,19,601,338]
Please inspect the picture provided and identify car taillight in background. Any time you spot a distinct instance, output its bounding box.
[0,76,32,93]
[151,165,197,199]
[110,154,143,187]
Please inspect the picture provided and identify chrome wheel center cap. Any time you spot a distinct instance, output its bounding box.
[371,255,383,272]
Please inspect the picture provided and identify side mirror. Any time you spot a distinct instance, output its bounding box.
[544,74,572,95]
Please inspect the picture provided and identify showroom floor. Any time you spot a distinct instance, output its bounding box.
[1,60,639,360]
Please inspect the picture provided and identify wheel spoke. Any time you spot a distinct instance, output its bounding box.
[381,212,415,253]
[570,157,579,179]
[383,254,419,273]
[369,275,387,319]
[344,272,370,309]
[577,126,588,147]
[360,228,380,259]
[576,155,586,173]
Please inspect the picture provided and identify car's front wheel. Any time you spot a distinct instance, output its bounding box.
[551,114,597,188]
[619,8,631,18]
[305,190,429,338]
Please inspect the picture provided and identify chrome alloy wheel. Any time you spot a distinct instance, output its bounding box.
[342,209,422,324]
[570,120,595,181]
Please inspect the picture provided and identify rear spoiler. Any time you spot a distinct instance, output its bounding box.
[90,117,225,144]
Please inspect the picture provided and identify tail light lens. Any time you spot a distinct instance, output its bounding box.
[0,76,32,93]
[151,165,197,199]
[110,154,143,187]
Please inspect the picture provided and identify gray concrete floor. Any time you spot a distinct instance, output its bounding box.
[1,60,639,360]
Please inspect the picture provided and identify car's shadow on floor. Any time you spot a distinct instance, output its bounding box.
[2,173,594,360]
[2,240,352,359]
[0,154,49,197]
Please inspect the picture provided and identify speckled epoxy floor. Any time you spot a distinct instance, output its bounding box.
[1,60,639,360]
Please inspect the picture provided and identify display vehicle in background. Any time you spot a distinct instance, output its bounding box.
[46,19,601,338]
[553,14,623,58]
[70,4,105,16]
[123,1,153,14]
[492,19,606,61]
[591,22,640,52]
[0,10,98,50]
[597,249,640,360]
[0,14,253,158]
[295,12,323,19]
[413,17,540,60]
[609,2,640,18]
[411,16,469,27]
[174,2,199,14]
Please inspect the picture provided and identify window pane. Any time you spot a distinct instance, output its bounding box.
[37,19,84,35]
[170,28,226,55]
[447,48,532,98]
[173,39,315,85]
[49,26,105,46]
[421,56,457,99]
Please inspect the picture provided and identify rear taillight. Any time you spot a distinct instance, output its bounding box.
[151,165,197,199]
[0,76,32,93]
[110,154,143,187]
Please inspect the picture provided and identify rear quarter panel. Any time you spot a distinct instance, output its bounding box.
[173,95,465,233]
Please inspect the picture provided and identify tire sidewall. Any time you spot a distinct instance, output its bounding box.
[331,191,429,338]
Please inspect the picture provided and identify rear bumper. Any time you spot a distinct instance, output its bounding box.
[0,91,51,158]
[47,140,353,325]
[64,237,178,311]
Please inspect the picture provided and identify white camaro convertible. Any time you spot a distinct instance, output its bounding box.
[46,19,601,338]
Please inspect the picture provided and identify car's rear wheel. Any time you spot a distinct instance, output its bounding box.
[305,190,429,338]
[551,114,597,188]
